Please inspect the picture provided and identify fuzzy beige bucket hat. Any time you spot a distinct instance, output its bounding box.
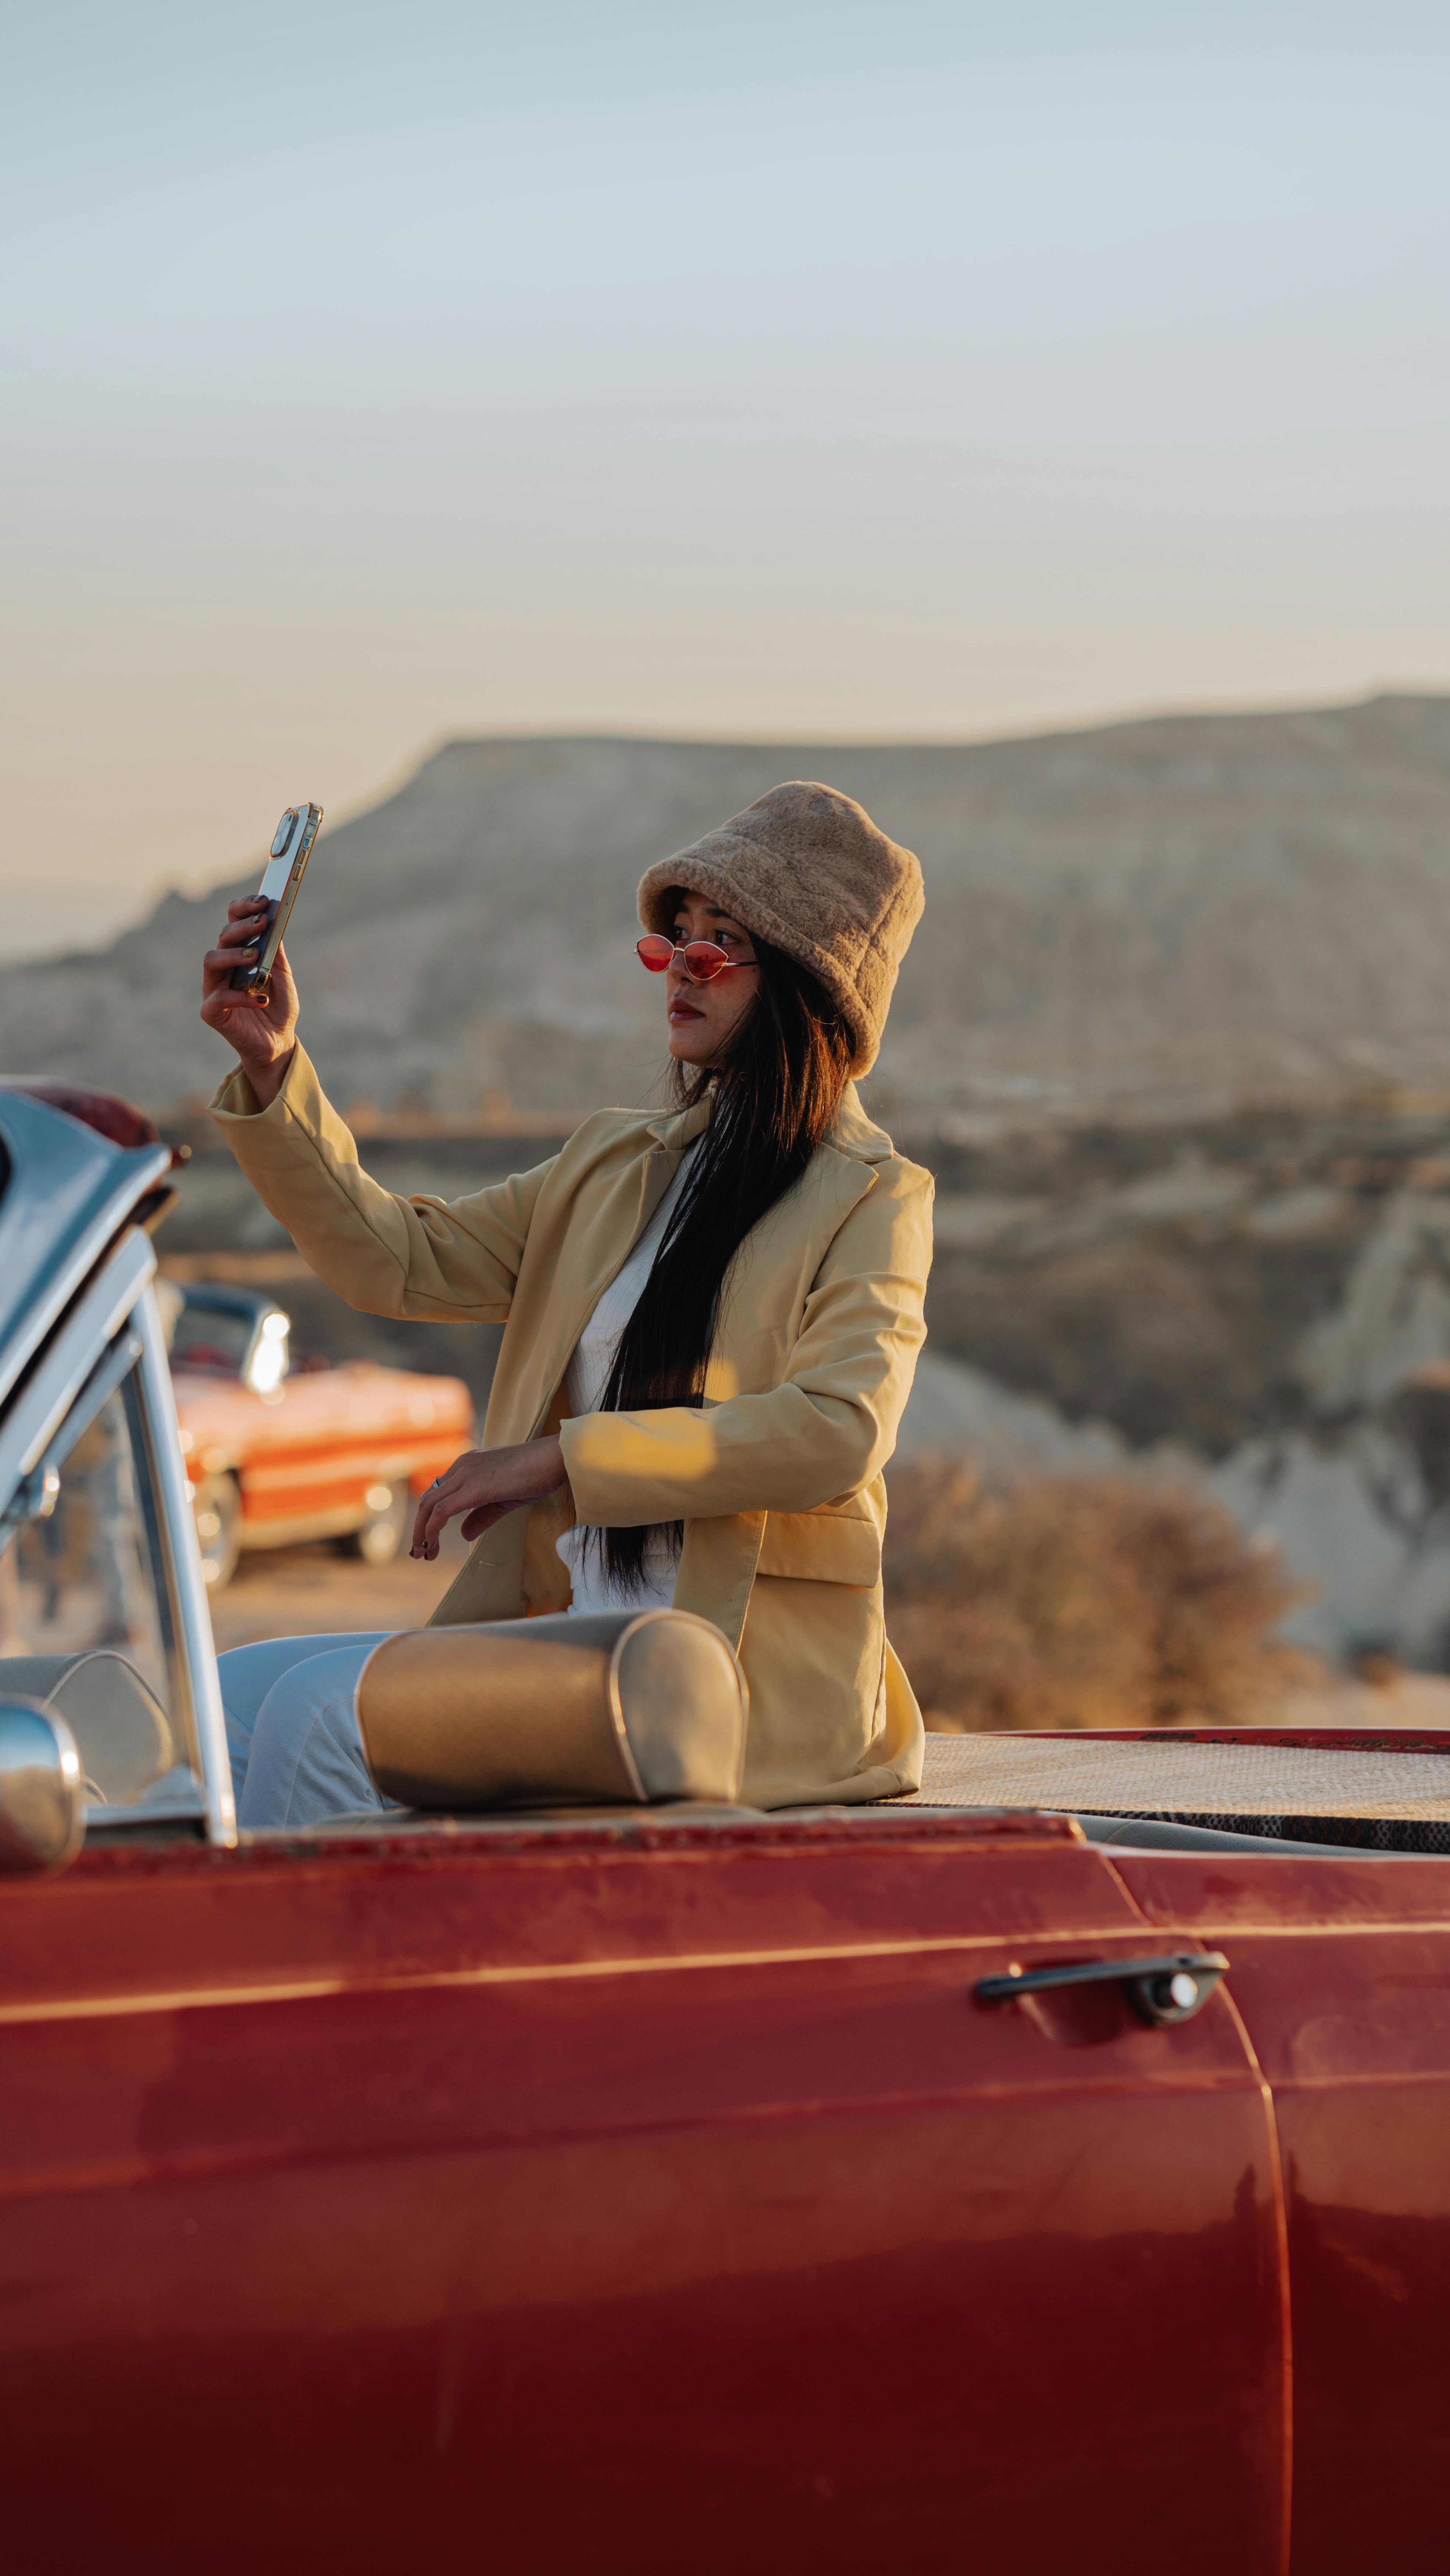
[636,781,924,1075]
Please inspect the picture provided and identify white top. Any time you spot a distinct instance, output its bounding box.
[556,1142,699,1616]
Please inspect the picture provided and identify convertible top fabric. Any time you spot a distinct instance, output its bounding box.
[905,1729,1450,1852]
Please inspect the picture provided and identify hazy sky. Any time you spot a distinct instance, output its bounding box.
[5,0,1450,954]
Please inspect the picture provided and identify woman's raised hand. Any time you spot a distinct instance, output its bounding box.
[200,897,301,1107]
[411,1437,567,1561]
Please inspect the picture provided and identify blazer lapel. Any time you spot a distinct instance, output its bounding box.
[522,1140,684,1439]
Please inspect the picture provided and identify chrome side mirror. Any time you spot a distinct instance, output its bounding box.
[0,1700,85,1875]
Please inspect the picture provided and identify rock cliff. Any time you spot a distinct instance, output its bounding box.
[8,694,1450,1119]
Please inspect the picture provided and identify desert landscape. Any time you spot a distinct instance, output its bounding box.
[16,695,1450,1715]
[14,695,1450,1121]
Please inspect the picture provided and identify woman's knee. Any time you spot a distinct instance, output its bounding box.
[224,1632,392,1816]
[239,1641,390,1829]
[217,1637,314,1806]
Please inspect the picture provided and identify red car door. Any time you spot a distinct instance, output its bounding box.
[1115,1843,1450,2576]
[1,1808,1286,2576]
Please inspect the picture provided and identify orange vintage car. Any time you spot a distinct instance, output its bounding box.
[167,1282,475,1585]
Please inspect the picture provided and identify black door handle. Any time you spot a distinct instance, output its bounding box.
[976,1950,1230,2028]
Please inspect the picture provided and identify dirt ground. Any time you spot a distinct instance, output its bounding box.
[206,1526,471,1653]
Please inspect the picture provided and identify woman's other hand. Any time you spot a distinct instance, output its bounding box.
[200,897,300,1108]
[410,1437,567,1560]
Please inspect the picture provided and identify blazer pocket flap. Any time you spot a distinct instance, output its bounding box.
[756,1511,882,1586]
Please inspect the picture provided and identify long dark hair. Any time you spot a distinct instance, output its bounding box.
[596,931,855,1592]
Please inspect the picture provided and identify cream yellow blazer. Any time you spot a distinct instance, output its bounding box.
[210,1048,934,1807]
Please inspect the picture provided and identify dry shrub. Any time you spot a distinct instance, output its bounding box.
[884,1460,1306,1732]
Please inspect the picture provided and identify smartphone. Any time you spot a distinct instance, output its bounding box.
[230,803,323,996]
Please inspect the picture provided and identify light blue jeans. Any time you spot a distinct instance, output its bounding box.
[219,1631,403,1829]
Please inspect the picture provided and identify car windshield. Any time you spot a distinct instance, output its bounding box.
[0,1350,203,1815]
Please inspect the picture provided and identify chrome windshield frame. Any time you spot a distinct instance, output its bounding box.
[1,1226,237,1849]
[132,1283,236,1846]
[0,1103,172,1411]
[0,1228,157,1518]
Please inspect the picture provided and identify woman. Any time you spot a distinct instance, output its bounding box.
[201,780,933,1825]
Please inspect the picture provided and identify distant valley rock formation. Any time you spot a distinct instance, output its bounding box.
[21,694,1450,1670]
[9,695,1450,1119]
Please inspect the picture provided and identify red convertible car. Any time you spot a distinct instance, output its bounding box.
[3,1078,1450,2575]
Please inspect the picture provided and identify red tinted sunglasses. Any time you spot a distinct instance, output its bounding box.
[636,934,757,982]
